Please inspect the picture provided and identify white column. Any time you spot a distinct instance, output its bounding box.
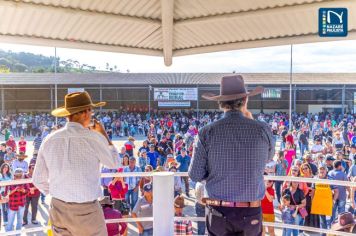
[153,172,174,236]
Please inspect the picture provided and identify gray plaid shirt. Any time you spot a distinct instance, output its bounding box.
[189,111,275,202]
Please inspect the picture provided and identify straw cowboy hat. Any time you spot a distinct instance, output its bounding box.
[202,75,263,101]
[51,91,106,117]
[16,152,28,158]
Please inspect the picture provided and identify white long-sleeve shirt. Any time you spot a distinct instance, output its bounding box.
[33,122,119,203]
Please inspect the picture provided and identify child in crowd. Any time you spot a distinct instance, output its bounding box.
[173,195,192,235]
[18,136,27,154]
[281,194,299,236]
[168,162,182,197]
[5,168,29,234]
[262,178,275,236]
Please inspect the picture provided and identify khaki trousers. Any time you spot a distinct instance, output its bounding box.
[49,198,107,236]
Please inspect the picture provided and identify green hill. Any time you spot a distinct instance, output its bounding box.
[0,50,98,73]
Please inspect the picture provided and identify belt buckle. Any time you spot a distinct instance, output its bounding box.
[221,201,234,207]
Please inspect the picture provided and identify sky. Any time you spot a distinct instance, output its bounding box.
[1,40,356,73]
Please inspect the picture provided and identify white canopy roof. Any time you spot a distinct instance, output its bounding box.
[0,0,355,66]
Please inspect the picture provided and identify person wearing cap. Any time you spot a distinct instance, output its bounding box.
[311,164,335,235]
[99,197,127,236]
[176,148,191,197]
[173,195,193,235]
[11,152,28,173]
[32,91,119,236]
[132,183,153,236]
[23,164,40,226]
[328,160,349,223]
[189,75,274,235]
[4,146,15,166]
[138,149,149,172]
[325,155,336,172]
[123,157,141,210]
[5,168,29,233]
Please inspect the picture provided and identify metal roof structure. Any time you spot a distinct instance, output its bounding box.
[0,73,355,85]
[0,0,355,66]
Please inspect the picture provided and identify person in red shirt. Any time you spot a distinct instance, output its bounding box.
[18,136,27,154]
[23,164,40,225]
[100,197,127,236]
[108,168,130,216]
[262,177,275,236]
[6,135,16,154]
[5,168,29,233]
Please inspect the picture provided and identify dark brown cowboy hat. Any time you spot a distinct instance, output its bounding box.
[331,212,356,231]
[202,75,263,101]
[51,91,106,117]
[99,197,114,206]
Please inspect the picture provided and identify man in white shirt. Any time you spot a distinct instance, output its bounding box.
[33,92,119,236]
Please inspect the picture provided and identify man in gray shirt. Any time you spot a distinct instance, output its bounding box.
[189,75,274,236]
[132,183,153,236]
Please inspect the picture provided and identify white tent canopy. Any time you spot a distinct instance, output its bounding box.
[0,0,355,66]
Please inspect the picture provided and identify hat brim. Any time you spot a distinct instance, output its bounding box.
[331,222,356,231]
[51,102,106,117]
[202,86,264,101]
[16,154,28,158]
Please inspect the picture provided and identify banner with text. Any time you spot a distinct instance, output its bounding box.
[154,88,198,101]
[158,101,191,107]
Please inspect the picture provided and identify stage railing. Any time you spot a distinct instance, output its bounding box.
[0,173,356,236]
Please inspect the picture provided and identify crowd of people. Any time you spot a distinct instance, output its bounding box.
[0,110,355,235]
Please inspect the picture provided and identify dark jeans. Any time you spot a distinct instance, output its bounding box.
[206,206,262,236]
[23,195,40,223]
[2,203,8,223]
[125,189,139,210]
[275,181,283,204]
[195,203,206,235]
[181,177,190,195]
[103,187,110,198]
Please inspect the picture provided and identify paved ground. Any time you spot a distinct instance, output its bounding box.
[0,135,323,235]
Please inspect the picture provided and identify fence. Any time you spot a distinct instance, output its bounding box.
[0,173,356,236]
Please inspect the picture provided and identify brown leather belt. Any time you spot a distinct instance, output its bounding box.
[203,198,261,208]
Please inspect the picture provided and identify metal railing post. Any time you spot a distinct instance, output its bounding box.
[153,172,174,236]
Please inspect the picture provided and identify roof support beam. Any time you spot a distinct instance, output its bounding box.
[173,31,356,57]
[160,0,174,66]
